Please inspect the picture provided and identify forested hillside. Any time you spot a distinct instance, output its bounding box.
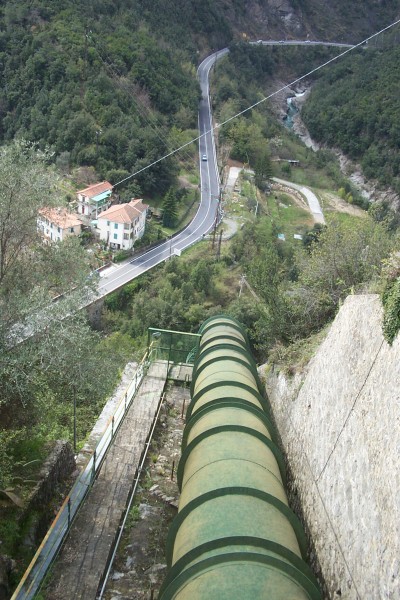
[302,35,400,195]
[0,0,398,197]
[0,0,202,196]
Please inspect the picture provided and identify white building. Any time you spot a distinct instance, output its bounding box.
[97,199,148,250]
[38,207,83,244]
[76,181,113,218]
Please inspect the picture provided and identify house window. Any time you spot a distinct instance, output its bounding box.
[114,223,118,229]
[70,227,74,233]
[123,233,129,240]
[124,223,130,230]
[107,220,110,226]
[113,233,118,240]
[58,227,61,233]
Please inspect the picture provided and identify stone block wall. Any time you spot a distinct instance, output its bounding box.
[24,440,75,515]
[261,295,400,600]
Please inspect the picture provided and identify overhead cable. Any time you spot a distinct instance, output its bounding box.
[113,17,400,189]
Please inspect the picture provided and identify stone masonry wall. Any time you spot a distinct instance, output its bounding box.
[24,440,75,514]
[260,294,400,600]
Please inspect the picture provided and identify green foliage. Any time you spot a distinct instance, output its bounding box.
[102,251,227,352]
[162,188,178,227]
[0,142,134,510]
[226,210,396,358]
[0,3,200,194]
[302,223,326,251]
[368,201,400,232]
[381,251,400,344]
[0,517,20,554]
[113,249,132,263]
[290,215,392,334]
[302,44,400,190]
[126,504,141,528]
[0,140,62,289]
[0,430,21,488]
[254,150,273,189]
[382,278,400,345]
[190,259,214,295]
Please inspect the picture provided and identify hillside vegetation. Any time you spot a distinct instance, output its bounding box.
[0,0,398,197]
[0,1,201,196]
[302,37,400,195]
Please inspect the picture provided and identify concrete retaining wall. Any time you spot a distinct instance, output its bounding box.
[261,294,400,600]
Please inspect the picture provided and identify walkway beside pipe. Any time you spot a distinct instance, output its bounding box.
[159,315,322,600]
[44,361,168,600]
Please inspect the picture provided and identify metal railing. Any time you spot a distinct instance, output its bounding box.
[147,327,201,367]
[11,349,152,600]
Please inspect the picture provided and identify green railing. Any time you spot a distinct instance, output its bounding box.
[147,328,201,367]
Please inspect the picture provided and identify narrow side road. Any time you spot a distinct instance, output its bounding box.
[273,177,325,224]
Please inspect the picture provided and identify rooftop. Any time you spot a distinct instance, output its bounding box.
[98,199,148,224]
[39,207,82,229]
[77,181,113,199]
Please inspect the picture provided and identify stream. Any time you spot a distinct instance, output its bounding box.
[283,91,307,129]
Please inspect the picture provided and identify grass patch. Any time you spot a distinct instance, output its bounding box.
[327,211,362,226]
[186,173,200,186]
[265,192,314,243]
[126,504,141,529]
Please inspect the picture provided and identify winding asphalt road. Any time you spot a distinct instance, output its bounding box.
[97,50,228,297]
[97,40,350,298]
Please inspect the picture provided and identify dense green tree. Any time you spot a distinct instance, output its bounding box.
[162,188,178,227]
[380,251,400,344]
[0,141,60,289]
[0,3,200,193]
[368,200,400,232]
[0,140,135,494]
[247,244,291,347]
[254,150,273,190]
[190,259,214,295]
[0,141,96,413]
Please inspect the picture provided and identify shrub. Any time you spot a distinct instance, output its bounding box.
[382,276,400,344]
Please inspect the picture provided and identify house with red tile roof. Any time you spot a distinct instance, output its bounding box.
[38,207,83,244]
[76,181,113,218]
[97,199,148,250]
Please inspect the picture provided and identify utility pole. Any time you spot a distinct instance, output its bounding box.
[216,230,223,261]
[211,223,217,249]
[211,194,220,249]
[239,274,245,297]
